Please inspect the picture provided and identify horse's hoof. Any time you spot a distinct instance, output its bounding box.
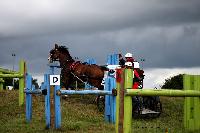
[64,95,68,98]
[62,95,68,99]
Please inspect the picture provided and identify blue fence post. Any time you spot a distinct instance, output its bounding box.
[49,66,54,74]
[48,62,61,129]
[86,58,96,65]
[105,77,111,122]
[25,73,32,123]
[105,54,119,123]
[110,77,116,123]
[44,74,50,129]
[54,85,61,129]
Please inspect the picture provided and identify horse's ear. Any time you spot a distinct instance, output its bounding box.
[55,44,59,49]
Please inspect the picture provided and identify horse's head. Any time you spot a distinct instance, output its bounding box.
[48,44,73,63]
[48,44,59,62]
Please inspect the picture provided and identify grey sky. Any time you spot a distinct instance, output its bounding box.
[0,0,200,87]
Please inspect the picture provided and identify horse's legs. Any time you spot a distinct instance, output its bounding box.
[61,68,73,88]
[88,79,105,112]
[61,72,74,98]
[88,79,104,90]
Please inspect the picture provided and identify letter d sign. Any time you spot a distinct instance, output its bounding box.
[50,75,60,85]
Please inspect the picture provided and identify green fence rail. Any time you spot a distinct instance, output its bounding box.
[115,68,200,133]
[0,60,26,106]
[0,68,18,74]
[126,89,200,97]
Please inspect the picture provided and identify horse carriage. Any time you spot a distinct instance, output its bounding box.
[49,44,162,118]
[97,65,162,118]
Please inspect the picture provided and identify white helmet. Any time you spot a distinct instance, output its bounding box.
[133,62,140,68]
[125,53,132,58]
[125,62,132,67]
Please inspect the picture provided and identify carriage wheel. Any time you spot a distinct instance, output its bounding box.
[153,101,162,117]
[148,100,162,118]
[97,95,105,112]
[132,96,143,118]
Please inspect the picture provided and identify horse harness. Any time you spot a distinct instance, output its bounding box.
[70,61,81,71]
[62,59,104,84]
[69,61,86,83]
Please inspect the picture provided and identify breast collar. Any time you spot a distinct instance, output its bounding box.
[70,61,81,71]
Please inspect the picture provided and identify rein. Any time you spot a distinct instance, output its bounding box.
[70,71,85,83]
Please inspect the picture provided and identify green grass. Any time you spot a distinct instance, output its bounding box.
[0,90,114,133]
[0,90,196,133]
[132,97,185,133]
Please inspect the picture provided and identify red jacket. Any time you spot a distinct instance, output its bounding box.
[134,69,140,78]
[132,69,140,89]
[126,57,134,62]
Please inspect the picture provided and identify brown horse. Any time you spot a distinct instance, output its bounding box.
[48,44,107,90]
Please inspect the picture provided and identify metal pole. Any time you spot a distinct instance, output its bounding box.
[12,53,16,89]
[0,72,3,90]
[140,58,145,69]
[12,53,16,71]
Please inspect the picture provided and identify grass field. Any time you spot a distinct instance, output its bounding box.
[0,90,195,133]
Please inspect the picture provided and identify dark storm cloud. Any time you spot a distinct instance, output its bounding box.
[0,0,200,76]
[1,0,200,37]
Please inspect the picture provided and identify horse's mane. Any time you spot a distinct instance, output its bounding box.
[57,46,69,53]
[54,45,73,60]
[50,45,70,55]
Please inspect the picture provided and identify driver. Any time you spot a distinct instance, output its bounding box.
[125,53,134,62]
[124,52,142,89]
